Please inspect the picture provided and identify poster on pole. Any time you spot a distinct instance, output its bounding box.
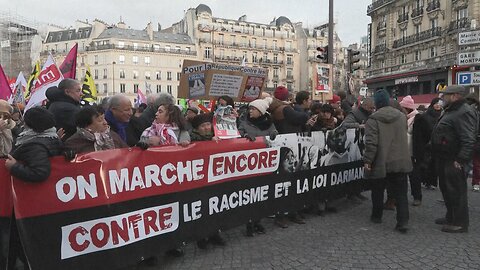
[313,63,333,101]
[178,60,268,101]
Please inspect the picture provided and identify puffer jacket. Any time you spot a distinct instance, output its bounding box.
[10,137,63,182]
[46,86,81,140]
[238,114,278,138]
[364,106,412,179]
[431,99,478,164]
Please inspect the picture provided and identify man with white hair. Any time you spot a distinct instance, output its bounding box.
[105,94,134,144]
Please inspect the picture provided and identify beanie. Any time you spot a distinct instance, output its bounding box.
[399,95,416,110]
[329,94,341,104]
[249,97,273,115]
[374,90,390,109]
[191,112,213,129]
[274,86,289,101]
[24,107,56,133]
[186,107,199,115]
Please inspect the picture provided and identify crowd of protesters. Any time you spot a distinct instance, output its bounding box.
[2,78,480,269]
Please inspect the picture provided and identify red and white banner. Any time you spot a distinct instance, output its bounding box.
[25,54,64,111]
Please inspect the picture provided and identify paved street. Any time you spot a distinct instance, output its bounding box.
[133,185,480,270]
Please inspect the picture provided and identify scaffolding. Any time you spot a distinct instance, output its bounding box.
[0,12,40,78]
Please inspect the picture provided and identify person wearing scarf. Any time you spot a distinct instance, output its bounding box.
[238,97,278,138]
[140,104,190,147]
[309,103,337,131]
[65,106,127,154]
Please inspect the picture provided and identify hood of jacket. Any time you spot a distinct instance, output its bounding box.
[369,106,403,124]
[46,86,79,106]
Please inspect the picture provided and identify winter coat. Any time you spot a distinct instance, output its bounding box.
[412,107,440,162]
[238,114,278,138]
[310,116,337,131]
[268,98,308,134]
[431,99,478,164]
[190,129,214,142]
[342,107,370,129]
[128,106,156,145]
[10,137,63,182]
[406,109,419,156]
[364,106,412,179]
[64,130,127,154]
[46,87,81,140]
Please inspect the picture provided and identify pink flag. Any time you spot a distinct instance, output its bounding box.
[59,43,78,79]
[0,65,13,101]
[135,87,147,107]
[25,54,64,111]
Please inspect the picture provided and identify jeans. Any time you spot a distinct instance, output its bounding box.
[437,159,469,228]
[371,173,409,226]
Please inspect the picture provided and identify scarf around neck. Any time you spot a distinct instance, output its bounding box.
[16,127,59,146]
[77,127,116,151]
[141,123,178,145]
[105,110,128,142]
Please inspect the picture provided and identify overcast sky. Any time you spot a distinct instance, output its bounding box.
[5,0,372,45]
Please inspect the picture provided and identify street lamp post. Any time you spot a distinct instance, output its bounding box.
[112,61,116,95]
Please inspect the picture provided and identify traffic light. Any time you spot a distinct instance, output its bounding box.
[316,46,329,62]
[348,49,361,73]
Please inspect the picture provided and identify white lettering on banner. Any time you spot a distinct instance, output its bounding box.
[208,147,280,183]
[330,168,364,186]
[108,159,205,195]
[61,202,179,259]
[56,174,98,202]
[209,185,269,215]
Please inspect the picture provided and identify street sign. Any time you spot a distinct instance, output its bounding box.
[458,51,480,65]
[457,72,480,86]
[459,30,480,46]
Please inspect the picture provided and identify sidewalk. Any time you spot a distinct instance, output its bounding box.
[132,186,480,270]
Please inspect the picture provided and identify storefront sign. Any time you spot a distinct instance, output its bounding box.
[395,76,418,85]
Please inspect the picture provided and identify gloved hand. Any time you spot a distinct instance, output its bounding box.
[63,149,76,161]
[244,133,256,142]
[136,141,150,150]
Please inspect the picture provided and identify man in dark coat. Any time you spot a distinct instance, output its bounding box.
[431,85,478,233]
[105,95,135,145]
[269,87,310,134]
[364,90,412,233]
[46,78,82,140]
[342,97,375,129]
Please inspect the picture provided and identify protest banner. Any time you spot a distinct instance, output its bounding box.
[178,60,268,101]
[1,128,365,269]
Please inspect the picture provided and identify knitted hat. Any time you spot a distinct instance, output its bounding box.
[274,86,289,101]
[329,94,341,104]
[399,95,416,110]
[191,112,213,129]
[373,89,390,109]
[249,97,273,115]
[24,107,56,133]
[186,107,199,115]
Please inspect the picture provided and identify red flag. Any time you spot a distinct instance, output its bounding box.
[0,65,13,101]
[59,43,78,79]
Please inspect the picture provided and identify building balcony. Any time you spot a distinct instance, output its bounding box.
[85,44,197,56]
[367,0,394,15]
[411,7,424,18]
[426,0,440,12]
[286,61,294,66]
[449,18,470,32]
[397,13,409,24]
[373,44,388,54]
[286,75,294,80]
[392,27,442,48]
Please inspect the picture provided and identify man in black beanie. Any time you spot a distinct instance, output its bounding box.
[363,89,412,233]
